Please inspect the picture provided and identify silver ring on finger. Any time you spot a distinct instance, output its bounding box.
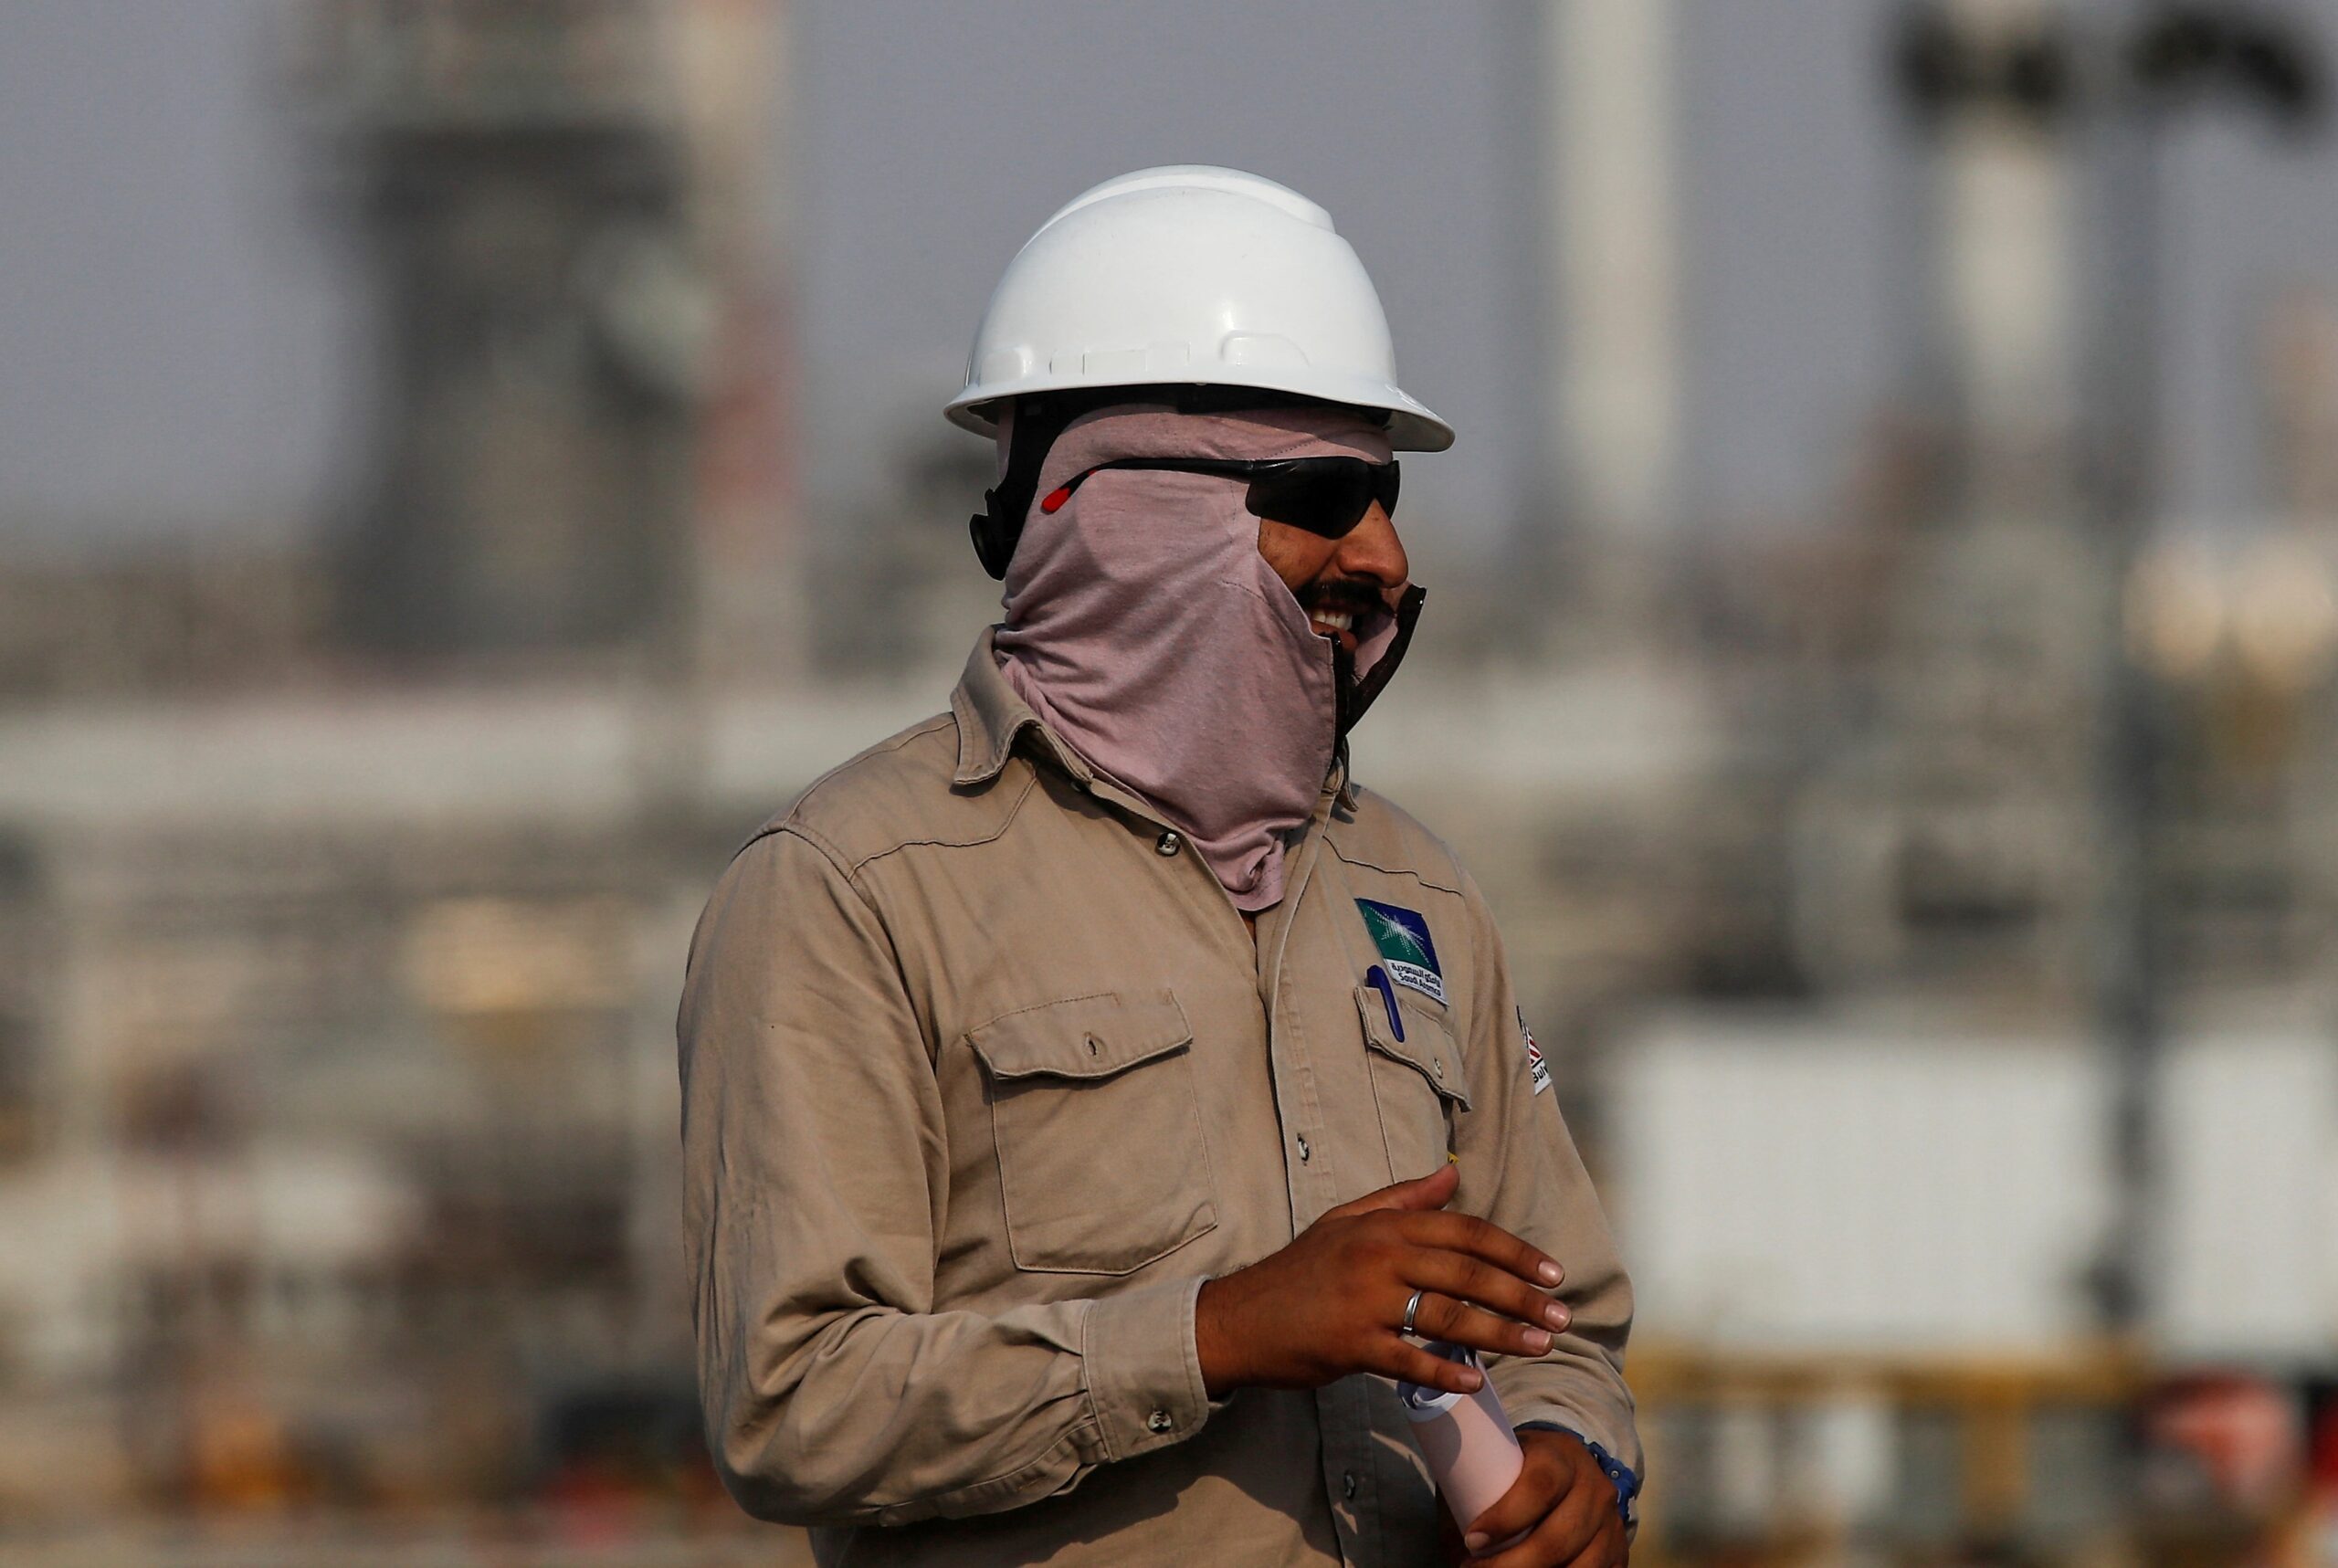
[1401,1288,1425,1336]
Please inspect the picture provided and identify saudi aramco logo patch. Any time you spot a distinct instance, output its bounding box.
[1356,899,1445,1005]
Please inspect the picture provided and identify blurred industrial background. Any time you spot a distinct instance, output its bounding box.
[3,1,2337,1563]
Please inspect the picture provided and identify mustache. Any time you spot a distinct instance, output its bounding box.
[1296,580,1390,617]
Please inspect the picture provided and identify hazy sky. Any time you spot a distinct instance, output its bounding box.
[0,1,355,548]
[4,1,2334,563]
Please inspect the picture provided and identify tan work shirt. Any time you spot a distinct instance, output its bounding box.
[678,630,1638,1567]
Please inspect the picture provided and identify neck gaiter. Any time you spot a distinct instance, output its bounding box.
[993,403,1408,911]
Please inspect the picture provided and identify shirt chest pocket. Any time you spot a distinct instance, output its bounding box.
[1355,984,1472,1184]
[965,990,1219,1276]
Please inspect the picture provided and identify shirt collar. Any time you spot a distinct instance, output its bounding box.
[950,626,1095,789]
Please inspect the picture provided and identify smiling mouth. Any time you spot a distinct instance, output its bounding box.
[1308,606,1361,654]
[1300,582,1385,654]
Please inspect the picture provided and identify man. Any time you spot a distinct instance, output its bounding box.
[679,166,1640,1567]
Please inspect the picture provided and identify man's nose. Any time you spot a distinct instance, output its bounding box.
[1333,503,1409,590]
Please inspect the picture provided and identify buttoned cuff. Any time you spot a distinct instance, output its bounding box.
[1082,1275,1211,1462]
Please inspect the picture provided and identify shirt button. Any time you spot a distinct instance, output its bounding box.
[1296,1134,1311,1163]
[1343,1469,1358,1500]
[1155,830,1183,857]
[1146,1409,1174,1434]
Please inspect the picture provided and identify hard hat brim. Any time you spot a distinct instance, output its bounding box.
[946,371,1454,453]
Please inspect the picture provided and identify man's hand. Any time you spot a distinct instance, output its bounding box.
[1450,1429,1628,1567]
[1194,1163,1571,1399]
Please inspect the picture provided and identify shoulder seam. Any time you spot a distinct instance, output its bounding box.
[847,767,1043,875]
[723,821,891,929]
[1324,836,1465,897]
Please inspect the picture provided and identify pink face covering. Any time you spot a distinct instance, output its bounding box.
[994,403,1407,912]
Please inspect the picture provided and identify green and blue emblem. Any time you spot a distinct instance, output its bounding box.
[1356,899,1445,1005]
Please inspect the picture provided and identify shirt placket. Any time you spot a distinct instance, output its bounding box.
[1055,747,1380,1566]
[1252,777,1387,1568]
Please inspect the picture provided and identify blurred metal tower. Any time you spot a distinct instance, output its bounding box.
[297,0,711,660]
[1890,0,2326,1342]
[1534,0,1683,641]
[2073,0,2324,1336]
[1791,0,2101,1005]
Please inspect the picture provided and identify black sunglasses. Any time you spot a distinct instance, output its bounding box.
[1038,456,1401,539]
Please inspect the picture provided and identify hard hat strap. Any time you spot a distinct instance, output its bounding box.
[1335,583,1426,740]
[969,394,1092,580]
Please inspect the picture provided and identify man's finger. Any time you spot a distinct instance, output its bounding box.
[1412,1290,1556,1360]
[1470,1456,1607,1568]
[1449,1439,1562,1552]
[1457,1436,1574,1558]
[1325,1160,1459,1218]
[1392,1208,1564,1289]
[1376,1333,1486,1395]
[1552,1514,1627,1568]
[1518,1505,1624,1568]
[1404,1251,1572,1337]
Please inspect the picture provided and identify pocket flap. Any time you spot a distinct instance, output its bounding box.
[968,991,1194,1082]
[1353,984,1471,1110]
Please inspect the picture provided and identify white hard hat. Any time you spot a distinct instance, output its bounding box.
[946,165,1454,452]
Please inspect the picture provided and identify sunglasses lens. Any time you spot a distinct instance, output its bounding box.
[1244,461,1384,539]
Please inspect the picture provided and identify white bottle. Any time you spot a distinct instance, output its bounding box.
[1395,1342,1525,1542]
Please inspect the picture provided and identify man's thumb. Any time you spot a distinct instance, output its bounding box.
[1333,1160,1458,1217]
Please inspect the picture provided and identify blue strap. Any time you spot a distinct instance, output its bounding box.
[1516,1422,1639,1526]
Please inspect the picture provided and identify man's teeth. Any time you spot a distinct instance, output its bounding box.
[1313,609,1353,632]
